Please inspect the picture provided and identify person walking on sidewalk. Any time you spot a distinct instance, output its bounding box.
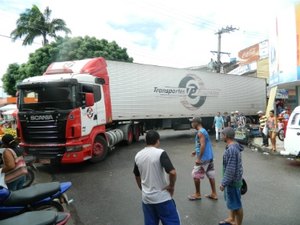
[188,117,218,201]
[213,112,224,142]
[267,110,277,152]
[220,127,244,225]
[133,130,180,225]
[257,111,269,147]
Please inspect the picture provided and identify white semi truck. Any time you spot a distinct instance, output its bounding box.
[16,58,266,164]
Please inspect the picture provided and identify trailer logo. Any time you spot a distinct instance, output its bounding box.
[153,74,220,111]
[178,74,206,110]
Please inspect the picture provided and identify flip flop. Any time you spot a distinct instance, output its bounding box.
[219,221,234,225]
[205,194,218,200]
[188,194,201,201]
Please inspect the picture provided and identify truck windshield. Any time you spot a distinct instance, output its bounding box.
[18,85,76,111]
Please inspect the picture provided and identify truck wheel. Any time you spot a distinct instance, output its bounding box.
[133,125,140,142]
[126,126,133,145]
[90,136,108,163]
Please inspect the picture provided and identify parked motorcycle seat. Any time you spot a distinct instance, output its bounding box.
[0,211,67,225]
[3,182,60,206]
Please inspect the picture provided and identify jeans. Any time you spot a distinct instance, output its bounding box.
[261,131,269,146]
[7,176,26,191]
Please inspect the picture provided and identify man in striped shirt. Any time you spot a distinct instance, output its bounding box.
[220,127,244,225]
[257,111,269,147]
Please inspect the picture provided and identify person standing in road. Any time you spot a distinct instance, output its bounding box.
[133,130,180,225]
[188,117,218,201]
[267,110,277,152]
[230,112,236,128]
[220,127,244,225]
[223,112,231,127]
[257,111,269,147]
[213,112,224,142]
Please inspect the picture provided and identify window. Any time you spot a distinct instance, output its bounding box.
[81,84,101,102]
[290,113,300,126]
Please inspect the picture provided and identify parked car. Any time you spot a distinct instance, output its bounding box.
[282,106,300,157]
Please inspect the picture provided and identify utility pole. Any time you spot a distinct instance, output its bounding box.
[214,26,239,73]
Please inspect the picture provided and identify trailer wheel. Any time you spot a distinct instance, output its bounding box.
[133,125,140,142]
[126,126,133,145]
[90,136,108,163]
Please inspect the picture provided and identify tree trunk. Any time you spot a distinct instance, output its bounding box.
[42,34,48,46]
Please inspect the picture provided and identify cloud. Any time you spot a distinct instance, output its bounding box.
[0,0,298,82]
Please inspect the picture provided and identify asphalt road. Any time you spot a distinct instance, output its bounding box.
[39,130,300,225]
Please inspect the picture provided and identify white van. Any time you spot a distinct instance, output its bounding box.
[282,106,300,156]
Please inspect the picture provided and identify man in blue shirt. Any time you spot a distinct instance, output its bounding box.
[188,117,218,201]
[213,112,224,142]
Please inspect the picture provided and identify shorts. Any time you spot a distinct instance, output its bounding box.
[201,160,215,179]
[224,186,242,210]
[142,199,181,225]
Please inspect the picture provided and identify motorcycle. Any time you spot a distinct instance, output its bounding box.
[0,211,71,225]
[0,181,73,219]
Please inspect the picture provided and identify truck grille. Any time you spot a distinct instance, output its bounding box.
[19,113,68,144]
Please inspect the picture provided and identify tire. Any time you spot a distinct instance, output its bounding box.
[277,128,284,141]
[23,167,35,188]
[126,126,133,145]
[89,135,108,163]
[133,125,140,142]
[33,200,64,212]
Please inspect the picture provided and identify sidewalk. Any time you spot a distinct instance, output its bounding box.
[250,136,284,156]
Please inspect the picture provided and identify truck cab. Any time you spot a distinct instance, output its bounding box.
[17,58,114,164]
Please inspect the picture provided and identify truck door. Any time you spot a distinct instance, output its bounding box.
[80,84,106,136]
[284,109,300,156]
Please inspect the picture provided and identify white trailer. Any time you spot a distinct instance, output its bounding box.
[107,60,266,121]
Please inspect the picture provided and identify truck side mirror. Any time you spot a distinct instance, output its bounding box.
[85,93,95,107]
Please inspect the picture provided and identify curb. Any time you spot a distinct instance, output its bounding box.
[248,142,282,156]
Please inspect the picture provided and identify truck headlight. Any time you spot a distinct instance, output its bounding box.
[66,145,83,152]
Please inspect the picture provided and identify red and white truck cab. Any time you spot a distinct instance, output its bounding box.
[17,58,133,164]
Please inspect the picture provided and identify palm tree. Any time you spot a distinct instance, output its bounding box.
[10,5,71,46]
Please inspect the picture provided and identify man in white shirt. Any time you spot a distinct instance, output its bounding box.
[213,112,224,142]
[133,130,180,225]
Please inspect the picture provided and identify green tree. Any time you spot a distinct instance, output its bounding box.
[2,36,133,96]
[11,5,71,46]
[2,64,22,96]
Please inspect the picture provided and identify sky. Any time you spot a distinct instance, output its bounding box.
[0,0,298,83]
